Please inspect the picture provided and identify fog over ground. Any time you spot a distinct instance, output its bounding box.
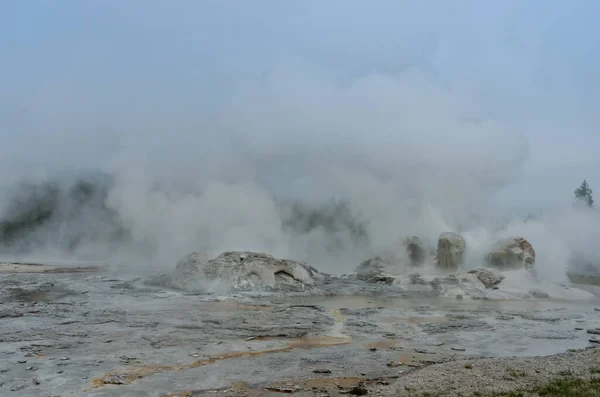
[1,1,599,280]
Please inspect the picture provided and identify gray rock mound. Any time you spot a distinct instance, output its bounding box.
[148,251,326,292]
[355,257,395,285]
[485,237,535,271]
[436,232,466,271]
[468,268,505,289]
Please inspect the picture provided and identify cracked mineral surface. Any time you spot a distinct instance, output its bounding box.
[1,261,600,397]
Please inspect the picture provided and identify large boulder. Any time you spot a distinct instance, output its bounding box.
[403,236,426,266]
[148,251,326,292]
[485,237,535,271]
[435,232,466,271]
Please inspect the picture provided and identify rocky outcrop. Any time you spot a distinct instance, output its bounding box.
[394,271,541,300]
[435,232,466,271]
[355,257,395,285]
[403,236,426,266]
[467,268,505,289]
[485,237,535,271]
[148,251,326,292]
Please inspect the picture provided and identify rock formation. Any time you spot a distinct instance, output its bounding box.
[435,232,466,271]
[403,236,426,266]
[467,268,505,289]
[393,270,556,300]
[485,237,535,271]
[148,251,326,292]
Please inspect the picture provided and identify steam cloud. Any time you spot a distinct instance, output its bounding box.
[1,1,599,280]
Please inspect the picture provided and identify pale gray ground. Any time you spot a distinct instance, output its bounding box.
[370,346,600,397]
[1,263,600,397]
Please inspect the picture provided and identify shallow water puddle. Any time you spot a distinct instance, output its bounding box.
[394,316,448,325]
[0,262,99,273]
[268,295,395,310]
[163,392,197,397]
[10,288,79,302]
[91,292,600,390]
[268,294,552,315]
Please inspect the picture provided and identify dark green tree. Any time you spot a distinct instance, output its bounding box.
[574,179,594,207]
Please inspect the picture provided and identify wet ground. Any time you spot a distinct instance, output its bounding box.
[1,263,600,396]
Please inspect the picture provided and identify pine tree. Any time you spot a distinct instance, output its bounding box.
[574,179,594,207]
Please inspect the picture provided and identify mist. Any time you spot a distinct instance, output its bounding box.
[1,1,600,278]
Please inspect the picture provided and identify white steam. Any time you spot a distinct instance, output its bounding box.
[86,62,530,273]
[1,2,599,284]
[2,59,598,282]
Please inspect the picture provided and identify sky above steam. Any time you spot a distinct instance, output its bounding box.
[2,0,600,212]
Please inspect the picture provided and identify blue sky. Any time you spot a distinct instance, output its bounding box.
[1,1,600,212]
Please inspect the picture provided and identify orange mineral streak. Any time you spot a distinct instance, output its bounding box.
[91,336,351,388]
[364,339,398,349]
[200,301,275,312]
[396,351,432,365]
